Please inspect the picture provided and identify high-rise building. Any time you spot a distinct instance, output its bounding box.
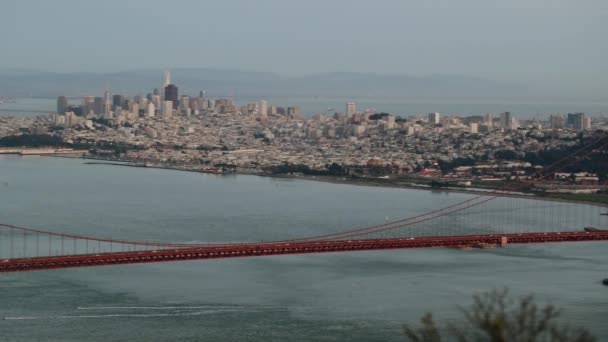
[93,97,104,115]
[82,96,95,116]
[428,112,441,125]
[146,102,156,117]
[287,106,302,118]
[164,84,178,108]
[583,117,592,130]
[162,100,173,117]
[103,87,111,115]
[500,112,513,130]
[180,95,190,113]
[161,70,171,99]
[346,102,356,118]
[259,100,268,116]
[470,122,479,134]
[549,114,565,129]
[485,113,493,127]
[567,112,585,130]
[112,95,124,110]
[57,96,68,114]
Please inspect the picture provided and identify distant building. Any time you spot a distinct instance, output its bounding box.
[485,113,493,127]
[180,95,190,113]
[567,112,585,130]
[259,100,268,116]
[57,96,68,114]
[112,94,124,110]
[549,114,565,129]
[500,112,514,130]
[146,102,155,117]
[164,84,178,108]
[93,97,104,115]
[103,88,111,115]
[346,102,356,118]
[287,106,302,118]
[82,96,95,116]
[470,122,479,134]
[428,112,440,125]
[162,100,173,117]
[583,117,592,130]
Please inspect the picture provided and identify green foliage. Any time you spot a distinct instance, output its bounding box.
[265,162,348,176]
[403,289,596,342]
[0,134,65,147]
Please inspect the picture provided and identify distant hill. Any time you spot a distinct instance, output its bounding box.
[0,68,527,99]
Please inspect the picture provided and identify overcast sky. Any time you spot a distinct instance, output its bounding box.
[1,0,607,91]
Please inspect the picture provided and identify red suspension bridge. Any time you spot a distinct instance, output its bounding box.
[1,136,608,273]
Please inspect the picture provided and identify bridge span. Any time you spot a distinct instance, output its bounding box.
[2,231,607,273]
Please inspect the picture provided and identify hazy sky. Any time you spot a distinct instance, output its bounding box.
[1,0,607,87]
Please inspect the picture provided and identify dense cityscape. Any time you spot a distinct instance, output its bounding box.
[1,70,607,195]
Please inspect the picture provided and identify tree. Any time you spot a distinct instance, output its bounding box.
[403,289,595,342]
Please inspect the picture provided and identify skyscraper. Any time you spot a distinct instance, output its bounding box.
[93,97,104,115]
[161,69,171,100]
[428,112,441,125]
[567,113,585,130]
[346,102,356,118]
[112,95,124,110]
[164,84,178,108]
[500,112,513,130]
[162,100,173,117]
[259,100,268,116]
[103,87,111,115]
[485,113,493,127]
[82,96,95,116]
[57,96,68,114]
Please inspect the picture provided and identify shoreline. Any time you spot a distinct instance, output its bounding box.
[50,155,608,208]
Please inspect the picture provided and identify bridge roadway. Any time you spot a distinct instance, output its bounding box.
[2,231,608,273]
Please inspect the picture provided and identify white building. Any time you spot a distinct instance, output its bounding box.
[428,112,440,125]
[470,122,479,134]
[346,102,356,118]
[146,102,155,117]
[259,100,268,116]
[162,100,173,118]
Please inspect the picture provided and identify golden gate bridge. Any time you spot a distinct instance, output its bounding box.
[1,135,607,273]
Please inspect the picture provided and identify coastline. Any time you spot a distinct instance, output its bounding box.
[48,154,608,208]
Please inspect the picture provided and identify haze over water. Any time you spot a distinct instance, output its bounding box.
[0,156,606,341]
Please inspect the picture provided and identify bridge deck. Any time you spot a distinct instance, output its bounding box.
[2,231,608,273]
